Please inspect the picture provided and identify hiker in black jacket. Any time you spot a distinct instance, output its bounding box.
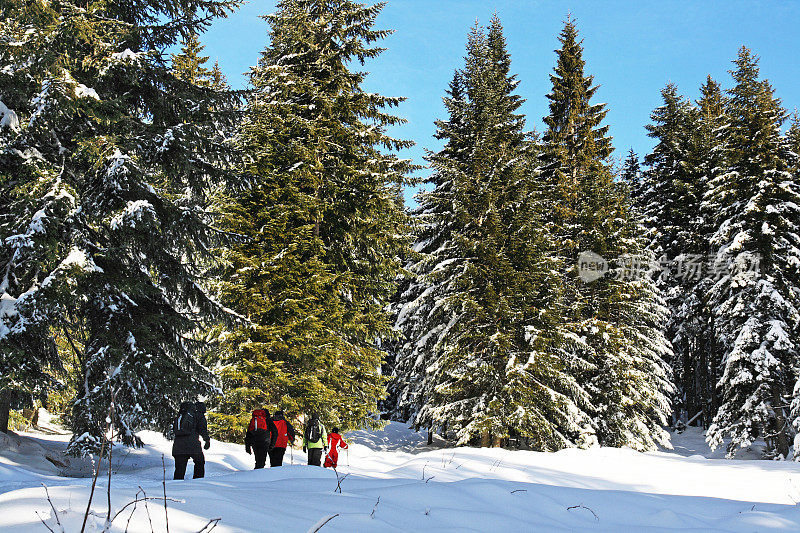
[172,401,210,479]
[244,408,278,469]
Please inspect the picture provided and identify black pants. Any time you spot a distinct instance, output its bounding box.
[269,447,286,467]
[253,442,269,469]
[308,447,322,466]
[173,453,205,479]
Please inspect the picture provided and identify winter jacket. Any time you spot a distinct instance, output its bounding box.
[327,432,348,451]
[324,432,348,468]
[271,412,295,448]
[303,418,327,449]
[245,409,278,452]
[172,402,203,456]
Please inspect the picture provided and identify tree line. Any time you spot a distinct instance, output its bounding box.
[1,0,798,459]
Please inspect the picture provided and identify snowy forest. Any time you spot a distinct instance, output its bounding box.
[1,0,799,464]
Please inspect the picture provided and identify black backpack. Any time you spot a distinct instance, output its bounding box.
[174,403,196,437]
[308,420,321,442]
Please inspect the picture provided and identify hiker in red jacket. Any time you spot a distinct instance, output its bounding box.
[269,410,296,467]
[245,409,277,469]
[323,427,348,469]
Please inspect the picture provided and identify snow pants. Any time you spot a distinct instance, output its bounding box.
[173,453,205,479]
[308,447,323,466]
[324,448,339,468]
[253,442,269,469]
[269,446,286,467]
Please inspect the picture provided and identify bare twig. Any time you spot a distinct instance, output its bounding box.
[138,486,155,533]
[36,484,63,533]
[370,496,380,518]
[421,462,435,483]
[123,488,142,533]
[107,495,183,527]
[306,514,339,533]
[81,438,107,533]
[162,455,170,533]
[567,504,599,521]
[195,517,222,533]
[35,511,57,533]
[510,489,528,494]
[333,469,349,493]
[107,390,117,524]
[82,387,118,533]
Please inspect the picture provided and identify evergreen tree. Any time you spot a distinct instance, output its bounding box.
[642,83,707,427]
[417,17,539,446]
[210,0,414,436]
[706,48,800,458]
[172,34,212,87]
[691,75,730,427]
[539,19,672,449]
[786,111,800,171]
[397,17,604,449]
[620,148,642,202]
[0,0,241,453]
[391,70,467,428]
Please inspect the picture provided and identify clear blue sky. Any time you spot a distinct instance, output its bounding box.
[201,0,800,205]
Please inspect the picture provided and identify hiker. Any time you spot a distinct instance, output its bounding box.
[323,427,348,469]
[172,401,210,480]
[245,408,278,469]
[270,410,296,467]
[302,413,327,466]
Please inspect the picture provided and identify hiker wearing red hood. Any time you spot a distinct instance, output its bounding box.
[244,408,278,469]
[324,427,348,469]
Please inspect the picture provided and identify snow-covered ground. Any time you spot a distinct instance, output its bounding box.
[2,421,800,531]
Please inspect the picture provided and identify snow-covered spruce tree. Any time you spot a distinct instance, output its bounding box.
[789,113,800,459]
[0,0,241,453]
[420,17,547,447]
[642,84,709,427]
[706,48,800,458]
[620,149,642,202]
[787,112,800,172]
[0,3,67,431]
[539,19,672,450]
[690,76,730,427]
[390,70,468,428]
[642,84,702,260]
[396,17,595,449]
[406,19,527,445]
[210,0,414,436]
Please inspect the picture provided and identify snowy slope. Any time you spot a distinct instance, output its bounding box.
[2,422,800,531]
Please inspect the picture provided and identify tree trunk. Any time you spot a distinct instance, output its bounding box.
[0,388,10,434]
[427,427,433,446]
[480,431,490,448]
[773,392,791,458]
[699,338,709,428]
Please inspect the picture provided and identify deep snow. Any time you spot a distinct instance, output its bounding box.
[1,422,800,531]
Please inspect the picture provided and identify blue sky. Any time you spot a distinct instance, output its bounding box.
[201,1,800,204]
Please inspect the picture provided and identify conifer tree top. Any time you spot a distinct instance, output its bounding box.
[543,17,612,166]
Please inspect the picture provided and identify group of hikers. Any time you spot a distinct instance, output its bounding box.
[170,403,348,480]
